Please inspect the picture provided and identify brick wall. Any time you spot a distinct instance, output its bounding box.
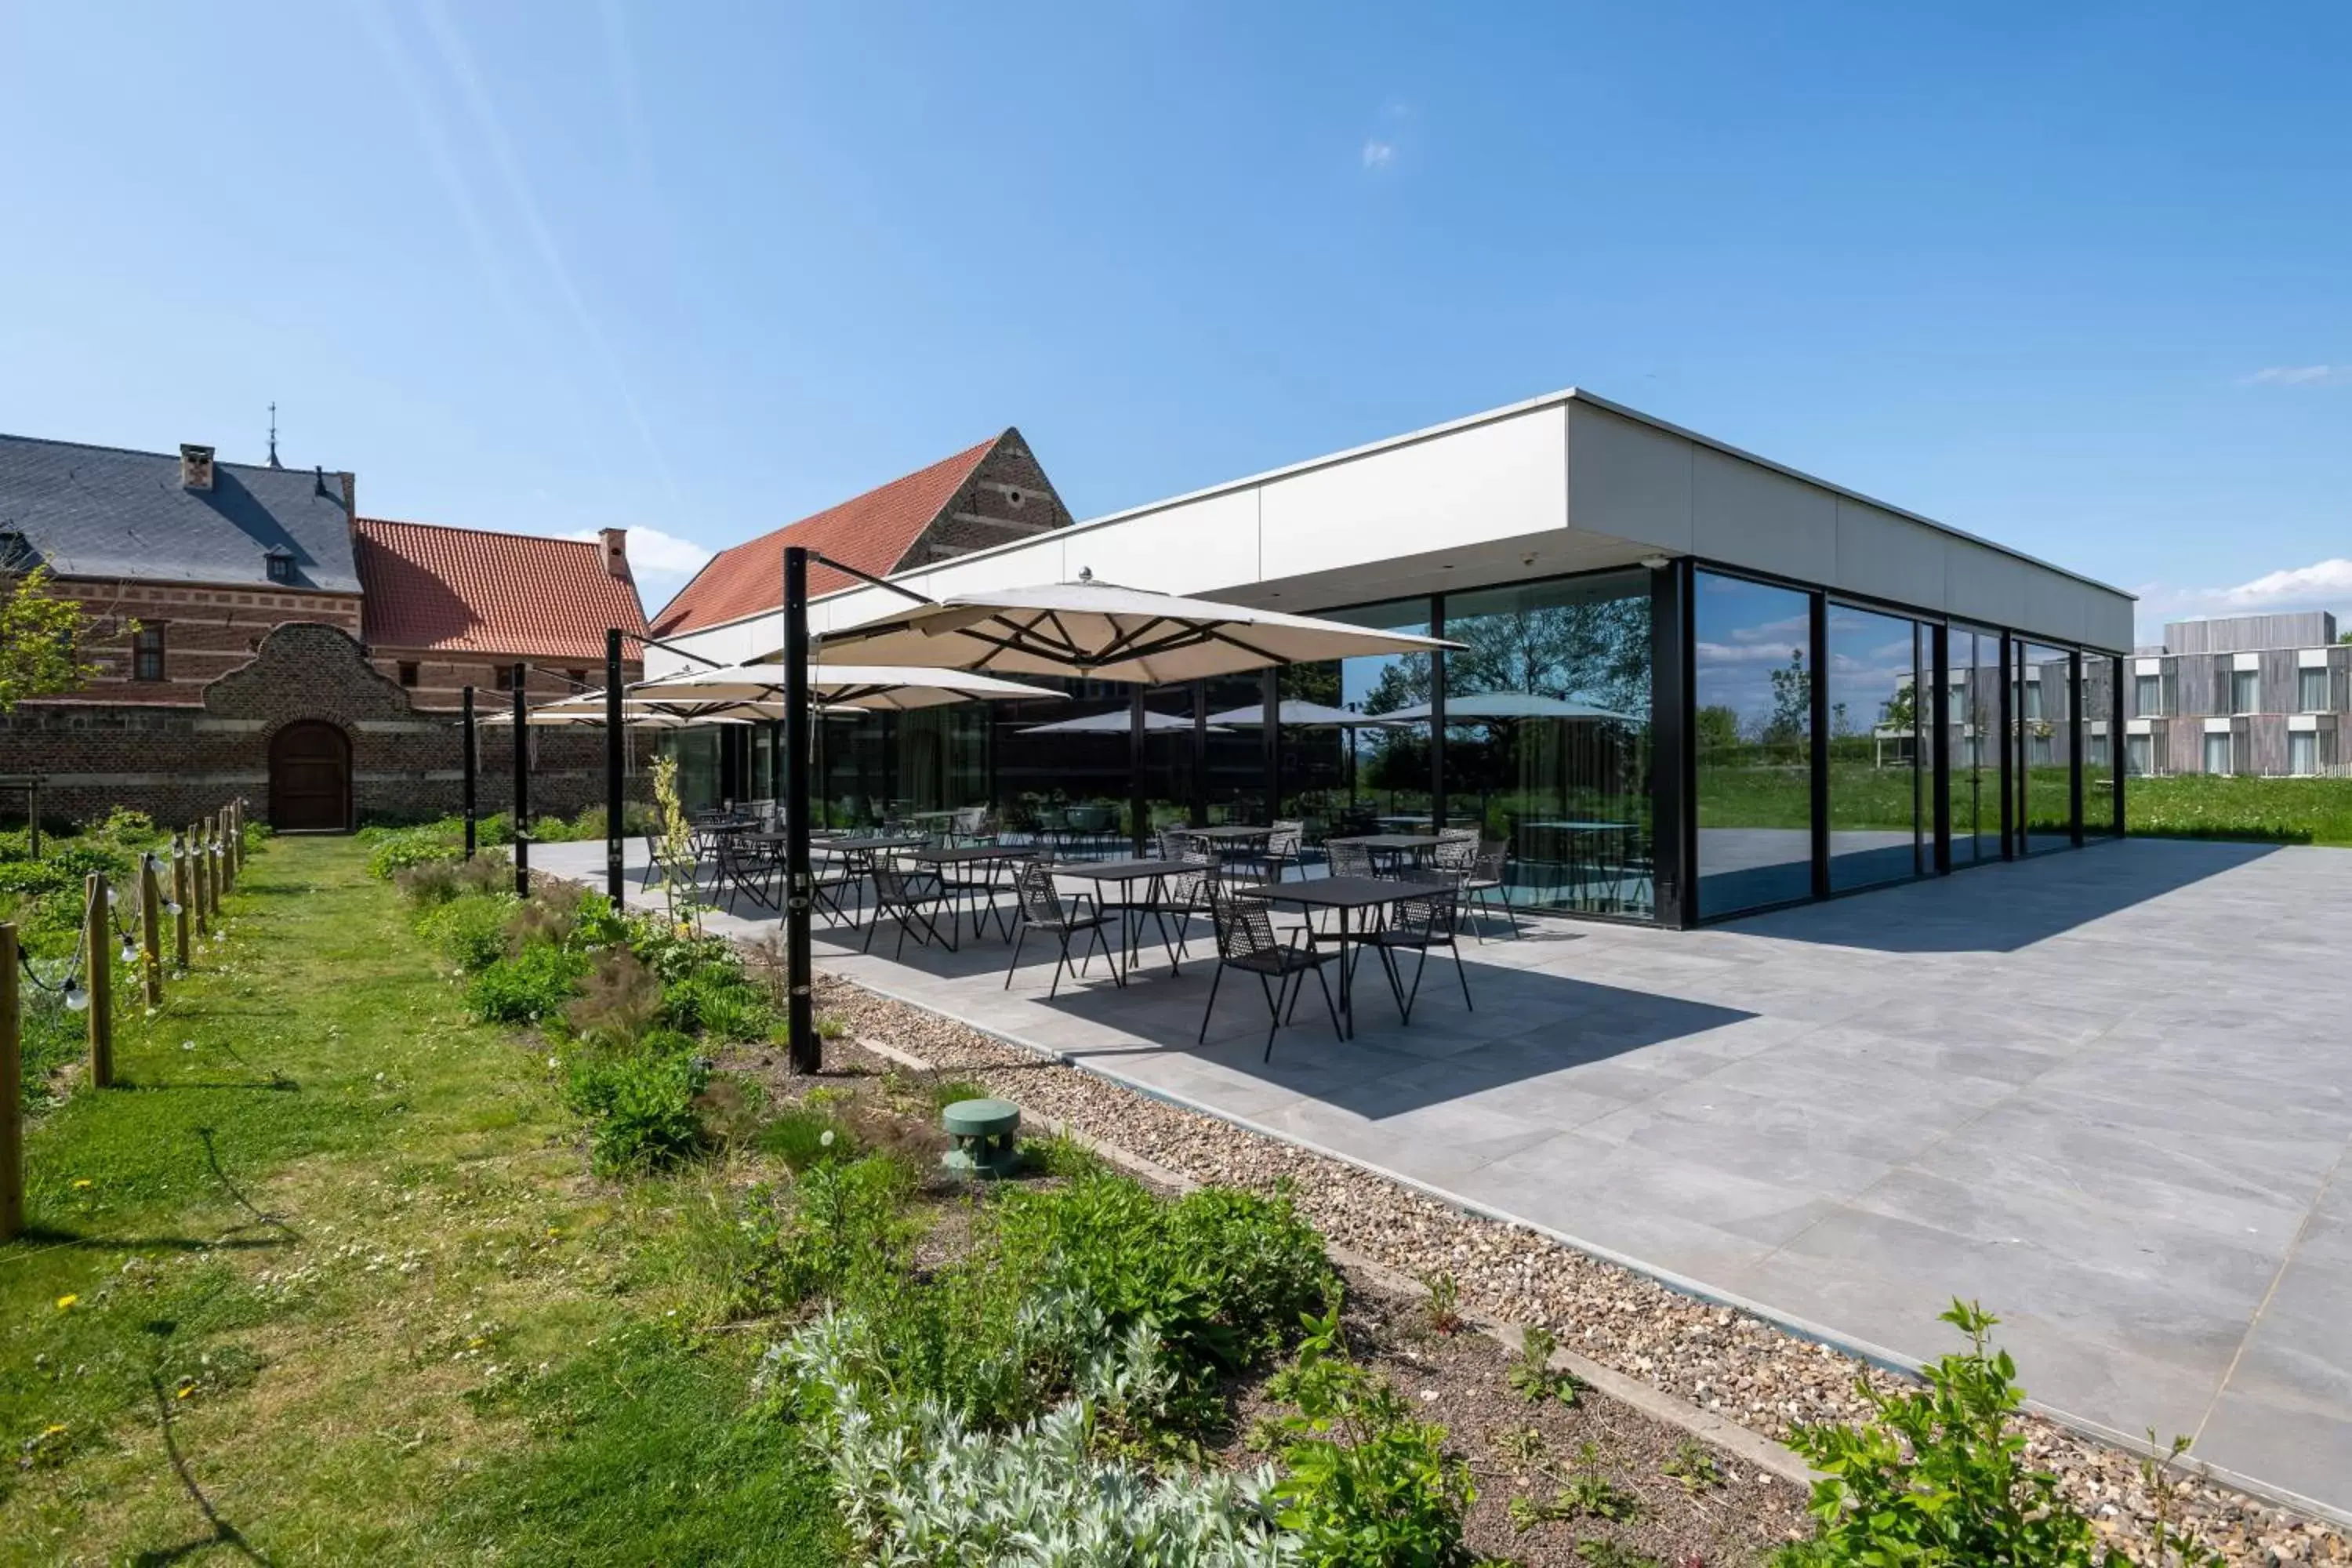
[48,575,365,706]
[365,648,642,713]
[2,622,644,832]
[898,430,1076,567]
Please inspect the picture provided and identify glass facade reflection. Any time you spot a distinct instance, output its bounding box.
[1694,572,1815,916]
[648,560,2123,923]
[1826,605,1926,890]
[1443,570,1653,917]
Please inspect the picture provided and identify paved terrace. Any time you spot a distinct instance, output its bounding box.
[534,834,2352,1515]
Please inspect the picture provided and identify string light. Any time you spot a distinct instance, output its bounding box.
[63,979,88,1012]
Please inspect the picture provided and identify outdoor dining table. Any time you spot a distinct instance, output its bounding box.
[909,843,1036,940]
[1326,832,1443,873]
[1232,875,1451,1040]
[1177,823,1276,877]
[1047,858,1198,976]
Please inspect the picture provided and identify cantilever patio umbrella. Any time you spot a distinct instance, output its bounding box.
[628,662,1065,711]
[749,560,1462,1073]
[1018,709,1230,735]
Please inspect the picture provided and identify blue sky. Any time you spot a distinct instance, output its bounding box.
[2,2,2345,637]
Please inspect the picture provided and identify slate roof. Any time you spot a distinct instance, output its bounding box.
[354,517,648,661]
[650,435,999,636]
[0,433,361,592]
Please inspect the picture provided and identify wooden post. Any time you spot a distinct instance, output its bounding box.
[1,922,21,1241]
[172,834,191,969]
[85,873,112,1088]
[191,823,209,938]
[140,853,163,1007]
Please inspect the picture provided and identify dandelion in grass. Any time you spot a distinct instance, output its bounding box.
[71,1179,92,1190]
[54,1294,78,1310]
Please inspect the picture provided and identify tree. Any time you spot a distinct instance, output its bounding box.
[1694,705,1742,754]
[0,567,100,712]
[1763,651,1812,746]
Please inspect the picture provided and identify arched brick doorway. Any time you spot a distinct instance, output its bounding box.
[269,720,351,832]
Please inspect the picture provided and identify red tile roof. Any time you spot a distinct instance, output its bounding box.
[650,435,998,635]
[354,517,648,661]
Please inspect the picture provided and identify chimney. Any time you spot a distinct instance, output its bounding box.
[180,444,216,492]
[598,527,633,581]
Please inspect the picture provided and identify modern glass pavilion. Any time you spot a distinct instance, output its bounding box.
[648,390,2134,929]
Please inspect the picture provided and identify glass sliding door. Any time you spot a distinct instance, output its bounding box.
[1332,598,1435,834]
[1694,572,1815,916]
[2082,654,2118,837]
[1443,570,1654,917]
[1946,626,2000,866]
[1826,605,1926,890]
[2017,641,2075,853]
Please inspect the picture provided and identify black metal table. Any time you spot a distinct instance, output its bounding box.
[911,843,1036,940]
[1326,832,1443,875]
[768,831,928,924]
[1048,858,1197,975]
[1181,823,1276,877]
[1231,875,1450,1038]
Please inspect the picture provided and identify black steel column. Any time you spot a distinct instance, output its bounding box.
[604,629,625,904]
[510,665,529,896]
[1261,667,1281,820]
[1808,591,1830,899]
[1930,625,1951,874]
[1428,594,1446,831]
[461,685,477,861]
[1129,688,1148,855]
[1998,634,2016,858]
[2068,649,2085,847]
[784,546,817,1074]
[1648,559,1692,927]
[1190,680,1209,827]
[2112,654,2128,837]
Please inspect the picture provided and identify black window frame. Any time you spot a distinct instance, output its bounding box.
[132,622,167,683]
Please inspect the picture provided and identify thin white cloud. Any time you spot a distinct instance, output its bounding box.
[569,524,710,577]
[2223,557,2352,606]
[1361,140,1395,170]
[2238,365,2345,387]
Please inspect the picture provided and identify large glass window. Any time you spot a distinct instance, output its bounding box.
[2290,730,2318,776]
[1694,573,1814,916]
[2299,667,2328,713]
[1946,626,2000,866]
[2134,672,2161,716]
[1826,606,1925,890]
[2082,654,2117,837]
[2230,668,2259,715]
[2017,643,2075,853]
[2204,731,2232,775]
[2127,732,2154,776]
[990,676,1132,847]
[1443,570,1653,917]
[1330,599,1436,835]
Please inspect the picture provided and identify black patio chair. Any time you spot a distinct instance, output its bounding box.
[1199,886,1340,1062]
[1003,860,1123,999]
[866,865,955,958]
[1460,838,1519,940]
[640,830,704,897]
[1361,887,1472,1024]
[1262,819,1305,883]
[713,833,779,911]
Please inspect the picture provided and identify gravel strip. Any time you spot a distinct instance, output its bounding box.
[809,971,2348,1566]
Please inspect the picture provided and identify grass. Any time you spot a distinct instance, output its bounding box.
[2127,772,2352,845]
[0,835,843,1565]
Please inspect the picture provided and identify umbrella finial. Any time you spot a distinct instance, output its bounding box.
[1076,566,1093,583]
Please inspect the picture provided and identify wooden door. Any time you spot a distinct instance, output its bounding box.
[269,720,350,832]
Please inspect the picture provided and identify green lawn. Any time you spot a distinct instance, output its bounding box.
[2128,772,2352,845]
[1,836,840,1565]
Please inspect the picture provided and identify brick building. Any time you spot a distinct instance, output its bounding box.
[0,432,650,830]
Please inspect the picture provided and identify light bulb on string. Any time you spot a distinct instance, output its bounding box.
[105,885,118,906]
[165,900,183,916]
[120,938,139,965]
[63,978,88,1012]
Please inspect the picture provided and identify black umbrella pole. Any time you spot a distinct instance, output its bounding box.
[784,546,818,1074]
[605,628,625,906]
[511,666,529,898]
[461,686,477,860]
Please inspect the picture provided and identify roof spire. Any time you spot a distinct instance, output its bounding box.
[267,402,282,468]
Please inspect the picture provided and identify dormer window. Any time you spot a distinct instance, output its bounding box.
[264,548,294,584]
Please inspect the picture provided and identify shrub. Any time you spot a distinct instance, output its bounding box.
[758,1107,862,1173]
[1265,1298,1477,1567]
[417,893,518,973]
[564,1048,710,1174]
[983,1171,1334,1385]
[1777,1301,2118,1568]
[465,942,589,1025]
[763,1153,920,1303]
[394,860,463,907]
[662,967,773,1040]
[564,946,665,1045]
[367,823,463,880]
[506,890,581,953]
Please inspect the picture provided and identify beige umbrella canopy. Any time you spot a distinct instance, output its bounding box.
[788,578,1461,683]
[628,662,1065,711]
